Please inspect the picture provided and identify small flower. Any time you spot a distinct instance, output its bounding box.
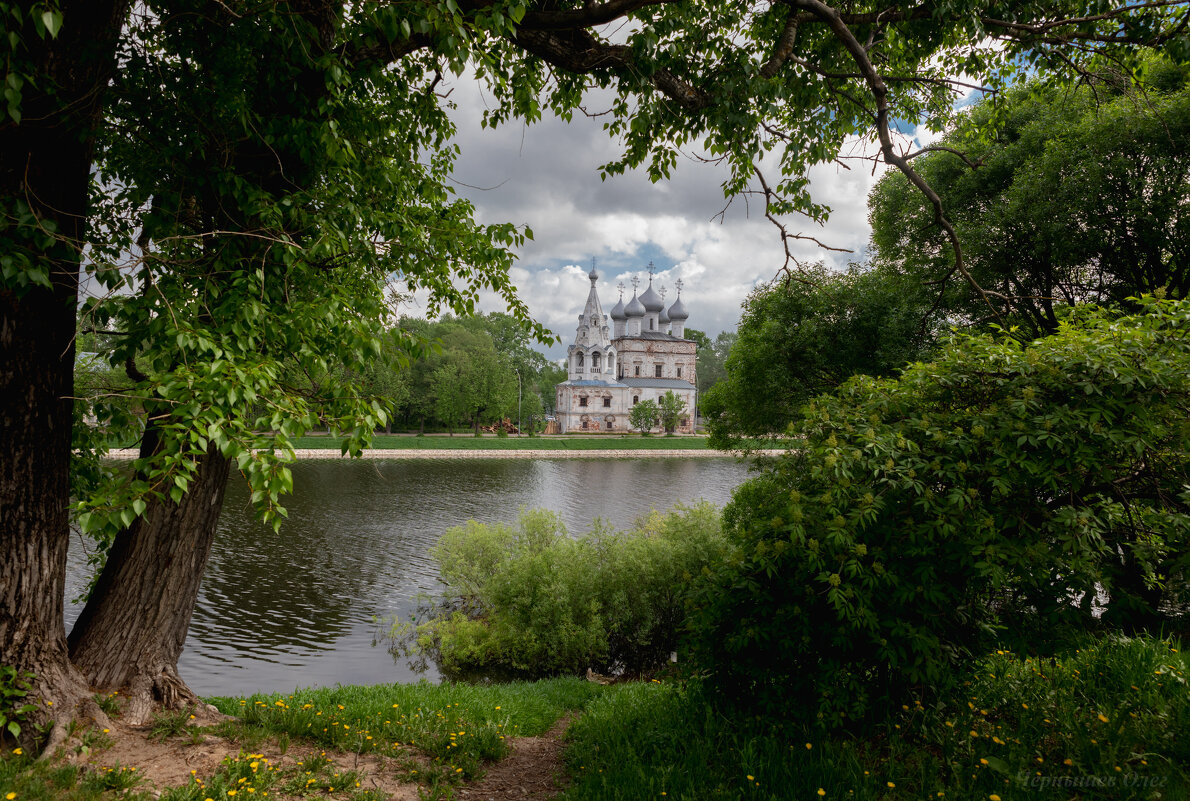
[12,748,23,755]
[1097,713,1109,723]
[990,795,1002,801]
[747,775,754,781]
[887,781,896,788]
[817,790,826,797]
[6,792,16,800]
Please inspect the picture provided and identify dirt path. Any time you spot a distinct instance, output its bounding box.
[456,713,578,801]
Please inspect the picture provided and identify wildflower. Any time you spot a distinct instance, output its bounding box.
[6,793,15,800]
[747,775,755,781]
[1097,713,1109,723]
[818,790,826,797]
[806,743,812,750]
[887,782,896,788]
[12,748,23,755]
[990,796,1001,801]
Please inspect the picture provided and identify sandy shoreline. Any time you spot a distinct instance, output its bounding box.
[104,447,762,460]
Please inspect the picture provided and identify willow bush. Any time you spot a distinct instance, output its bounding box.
[395,504,725,679]
[688,297,1190,726]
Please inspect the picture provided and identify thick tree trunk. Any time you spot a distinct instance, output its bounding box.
[68,442,232,725]
[1,0,131,746]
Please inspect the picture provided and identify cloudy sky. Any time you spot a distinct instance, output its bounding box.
[404,77,921,359]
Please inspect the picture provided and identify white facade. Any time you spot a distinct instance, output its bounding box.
[556,268,697,434]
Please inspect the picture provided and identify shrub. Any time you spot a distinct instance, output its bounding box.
[399,504,726,678]
[688,298,1190,727]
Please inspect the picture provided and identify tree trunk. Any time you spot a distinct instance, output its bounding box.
[68,442,232,725]
[0,0,131,746]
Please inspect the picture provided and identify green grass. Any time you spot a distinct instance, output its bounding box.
[291,434,714,450]
[206,677,604,782]
[560,634,1190,800]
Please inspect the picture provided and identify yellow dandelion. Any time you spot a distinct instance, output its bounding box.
[990,795,1002,801]
[818,790,826,797]
[887,781,896,788]
[805,743,813,750]
[12,748,23,755]
[6,792,16,800]
[747,775,755,781]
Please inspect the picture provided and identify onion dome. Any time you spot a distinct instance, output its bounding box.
[609,296,627,321]
[625,292,645,318]
[667,296,689,321]
[658,304,670,325]
[639,281,664,313]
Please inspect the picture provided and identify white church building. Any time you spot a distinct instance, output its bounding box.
[555,264,697,434]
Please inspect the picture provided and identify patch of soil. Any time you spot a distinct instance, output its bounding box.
[456,714,577,801]
[60,720,421,800]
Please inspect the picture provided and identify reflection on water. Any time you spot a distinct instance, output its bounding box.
[65,457,750,696]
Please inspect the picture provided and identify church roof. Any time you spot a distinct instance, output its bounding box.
[616,331,686,342]
[619,378,697,390]
[639,281,664,312]
[667,296,689,320]
[624,292,645,317]
[609,296,626,320]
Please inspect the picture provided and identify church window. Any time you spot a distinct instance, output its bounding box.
[632,395,639,405]
[603,397,611,408]
[606,420,613,430]
[655,364,663,378]
[634,366,640,377]
[649,318,654,330]
[676,366,682,378]
[579,396,588,407]
[575,352,584,371]
[592,352,601,370]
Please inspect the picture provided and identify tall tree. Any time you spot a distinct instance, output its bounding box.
[870,58,1190,336]
[3,0,1187,741]
[702,263,939,451]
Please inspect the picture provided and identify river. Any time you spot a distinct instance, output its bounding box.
[64,456,751,697]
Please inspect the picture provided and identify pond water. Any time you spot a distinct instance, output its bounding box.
[64,457,752,697]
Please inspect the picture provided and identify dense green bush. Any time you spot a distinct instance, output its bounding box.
[397,503,726,678]
[689,298,1190,726]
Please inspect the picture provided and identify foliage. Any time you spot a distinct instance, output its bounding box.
[656,390,687,435]
[72,2,552,539]
[686,328,737,397]
[561,635,1190,801]
[628,399,660,435]
[395,504,726,678]
[0,666,36,744]
[701,262,940,451]
[870,58,1190,337]
[689,297,1190,726]
[390,314,557,434]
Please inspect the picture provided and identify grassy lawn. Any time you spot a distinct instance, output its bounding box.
[291,434,715,450]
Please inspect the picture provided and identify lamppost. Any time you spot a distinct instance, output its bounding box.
[515,367,522,437]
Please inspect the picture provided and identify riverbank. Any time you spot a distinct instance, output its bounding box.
[104,435,779,460]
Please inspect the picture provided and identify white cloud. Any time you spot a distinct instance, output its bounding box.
[421,75,934,357]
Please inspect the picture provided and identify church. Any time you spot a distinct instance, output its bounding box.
[555,264,697,434]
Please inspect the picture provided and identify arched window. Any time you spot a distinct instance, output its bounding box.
[592,352,601,370]
[608,354,615,372]
[632,395,639,405]
[575,352,584,371]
